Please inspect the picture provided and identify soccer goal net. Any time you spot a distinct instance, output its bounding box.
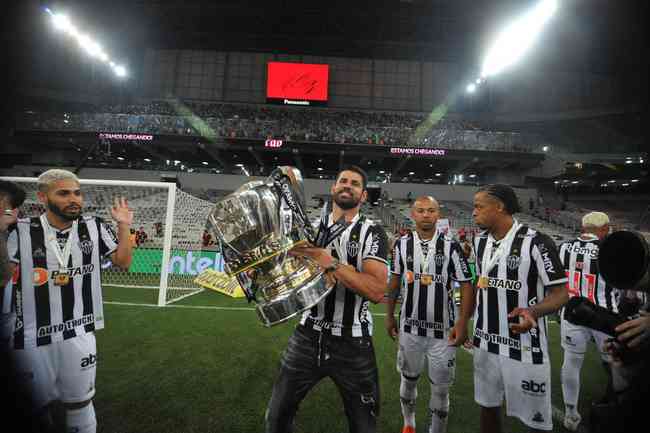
[1,177,220,306]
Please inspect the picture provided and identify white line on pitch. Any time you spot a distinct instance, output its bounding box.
[104,301,256,311]
[104,301,392,316]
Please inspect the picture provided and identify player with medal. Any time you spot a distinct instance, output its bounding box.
[5,169,133,433]
[386,196,474,433]
[471,184,568,433]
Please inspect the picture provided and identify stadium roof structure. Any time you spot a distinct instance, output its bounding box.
[7,0,649,70]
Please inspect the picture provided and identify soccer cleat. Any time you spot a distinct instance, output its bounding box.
[563,412,581,431]
[401,425,416,433]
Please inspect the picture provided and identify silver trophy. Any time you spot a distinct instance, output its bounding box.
[207,166,340,327]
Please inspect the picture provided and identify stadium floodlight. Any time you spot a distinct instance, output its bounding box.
[466,83,477,93]
[409,172,415,175]
[78,34,102,57]
[45,8,128,79]
[435,173,442,177]
[631,179,639,183]
[553,181,559,184]
[202,161,209,166]
[51,12,72,31]
[622,183,630,186]
[571,180,579,184]
[608,180,616,183]
[625,160,633,164]
[469,174,477,178]
[114,65,127,78]
[542,145,550,152]
[144,158,151,162]
[481,0,558,78]
[317,167,323,171]
[379,170,385,174]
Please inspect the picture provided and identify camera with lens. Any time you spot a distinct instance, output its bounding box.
[563,230,650,433]
[564,231,649,358]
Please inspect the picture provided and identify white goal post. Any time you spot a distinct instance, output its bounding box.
[1,176,219,306]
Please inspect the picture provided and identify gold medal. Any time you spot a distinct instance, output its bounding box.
[54,273,70,286]
[421,274,433,286]
[477,276,489,289]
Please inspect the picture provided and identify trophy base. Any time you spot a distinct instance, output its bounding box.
[255,272,333,327]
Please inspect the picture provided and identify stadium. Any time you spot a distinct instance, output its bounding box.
[1,0,648,432]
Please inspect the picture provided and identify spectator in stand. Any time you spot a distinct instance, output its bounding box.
[16,100,543,154]
[202,230,213,248]
[154,222,163,237]
[135,226,148,247]
[128,229,137,248]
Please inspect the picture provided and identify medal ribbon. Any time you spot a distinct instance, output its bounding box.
[40,214,77,271]
[413,230,439,278]
[329,213,361,261]
[479,219,522,284]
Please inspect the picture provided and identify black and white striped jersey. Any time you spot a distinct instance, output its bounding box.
[559,235,618,312]
[300,214,389,337]
[392,231,472,339]
[1,226,17,316]
[7,215,118,349]
[472,225,567,365]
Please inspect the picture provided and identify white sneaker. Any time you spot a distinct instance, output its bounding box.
[563,413,582,431]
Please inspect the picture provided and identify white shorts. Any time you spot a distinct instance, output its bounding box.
[11,333,97,408]
[561,318,610,360]
[473,348,552,431]
[397,332,456,385]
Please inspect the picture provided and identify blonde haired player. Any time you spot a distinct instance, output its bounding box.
[6,169,133,433]
[558,211,619,431]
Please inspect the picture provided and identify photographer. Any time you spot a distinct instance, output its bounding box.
[564,230,650,433]
[595,303,650,433]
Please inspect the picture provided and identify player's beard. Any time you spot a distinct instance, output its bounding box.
[333,189,360,210]
[47,200,81,221]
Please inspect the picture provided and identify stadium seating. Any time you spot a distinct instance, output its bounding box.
[14,100,545,153]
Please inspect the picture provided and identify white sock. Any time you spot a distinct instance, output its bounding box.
[400,374,418,427]
[561,350,584,416]
[66,402,97,433]
[428,383,450,433]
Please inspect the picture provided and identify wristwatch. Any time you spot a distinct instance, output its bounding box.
[325,258,340,273]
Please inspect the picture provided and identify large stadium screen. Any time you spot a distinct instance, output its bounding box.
[266,62,329,106]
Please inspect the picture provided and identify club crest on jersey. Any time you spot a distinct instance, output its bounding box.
[78,239,94,255]
[434,254,445,266]
[406,255,413,264]
[347,240,360,257]
[507,255,521,270]
[33,247,45,259]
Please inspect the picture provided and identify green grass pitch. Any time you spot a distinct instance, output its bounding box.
[95,285,606,432]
